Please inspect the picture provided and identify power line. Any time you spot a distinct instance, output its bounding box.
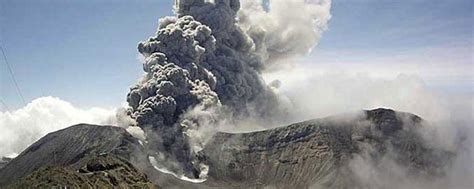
[0,97,10,112]
[0,42,26,105]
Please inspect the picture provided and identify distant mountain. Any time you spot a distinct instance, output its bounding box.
[0,109,452,188]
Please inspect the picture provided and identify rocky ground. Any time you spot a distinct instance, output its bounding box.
[201,109,452,188]
[0,109,453,188]
[11,154,158,188]
[0,124,157,188]
[0,157,11,169]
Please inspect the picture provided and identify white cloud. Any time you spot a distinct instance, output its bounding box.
[0,96,116,157]
[266,65,472,123]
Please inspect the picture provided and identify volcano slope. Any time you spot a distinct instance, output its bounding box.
[201,108,452,188]
[0,124,159,188]
[0,109,452,188]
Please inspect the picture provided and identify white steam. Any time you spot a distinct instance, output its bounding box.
[265,68,451,122]
[239,0,332,65]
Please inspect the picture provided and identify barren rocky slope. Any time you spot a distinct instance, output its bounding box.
[0,124,155,187]
[0,109,452,188]
[201,109,451,188]
[11,154,158,188]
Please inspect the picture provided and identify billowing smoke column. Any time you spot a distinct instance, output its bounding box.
[126,0,331,180]
[239,0,332,65]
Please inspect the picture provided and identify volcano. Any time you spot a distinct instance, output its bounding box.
[0,109,452,188]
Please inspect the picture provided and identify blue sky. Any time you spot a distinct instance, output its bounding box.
[0,0,472,110]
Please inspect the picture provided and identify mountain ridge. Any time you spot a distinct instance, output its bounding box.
[0,108,452,188]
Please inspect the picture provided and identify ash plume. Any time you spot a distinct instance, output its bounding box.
[125,0,331,180]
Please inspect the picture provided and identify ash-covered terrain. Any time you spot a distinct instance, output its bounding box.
[0,109,455,188]
[0,0,468,188]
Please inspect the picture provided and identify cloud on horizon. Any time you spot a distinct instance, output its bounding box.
[0,96,116,157]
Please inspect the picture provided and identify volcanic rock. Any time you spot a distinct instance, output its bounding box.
[11,154,158,188]
[0,109,452,189]
[0,124,153,187]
